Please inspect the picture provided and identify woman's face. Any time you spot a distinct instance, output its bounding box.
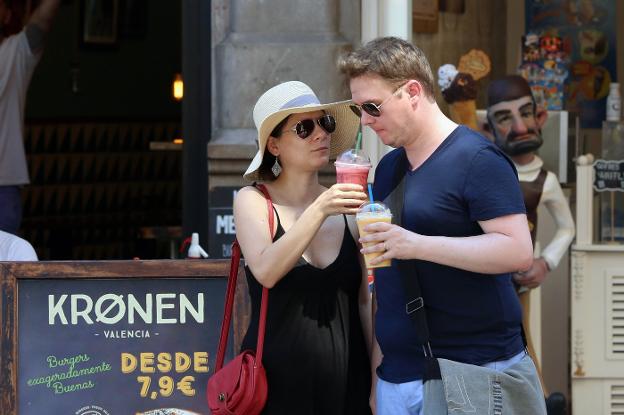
[271,110,332,174]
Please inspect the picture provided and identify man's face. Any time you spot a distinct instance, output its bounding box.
[349,74,412,149]
[487,96,543,156]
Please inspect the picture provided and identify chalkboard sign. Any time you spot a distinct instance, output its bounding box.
[0,260,250,415]
[208,187,239,259]
[593,159,624,192]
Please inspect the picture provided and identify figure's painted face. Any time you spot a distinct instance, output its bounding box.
[540,35,562,53]
[579,29,608,65]
[487,96,544,156]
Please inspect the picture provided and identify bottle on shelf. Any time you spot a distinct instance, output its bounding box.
[187,233,208,259]
[606,82,621,122]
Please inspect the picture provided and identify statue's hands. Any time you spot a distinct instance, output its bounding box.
[513,257,549,289]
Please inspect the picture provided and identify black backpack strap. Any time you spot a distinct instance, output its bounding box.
[382,149,431,348]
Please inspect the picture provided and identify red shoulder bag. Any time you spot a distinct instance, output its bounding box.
[206,184,272,414]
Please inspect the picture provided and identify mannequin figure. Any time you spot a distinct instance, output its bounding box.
[486,75,575,415]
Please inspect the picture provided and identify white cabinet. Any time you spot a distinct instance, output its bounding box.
[571,156,624,414]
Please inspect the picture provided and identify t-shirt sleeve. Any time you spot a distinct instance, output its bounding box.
[464,147,526,221]
[9,238,39,261]
[15,29,41,75]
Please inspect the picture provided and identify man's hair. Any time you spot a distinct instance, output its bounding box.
[338,36,436,100]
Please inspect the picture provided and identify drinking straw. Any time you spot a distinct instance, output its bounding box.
[368,183,374,204]
[355,131,362,151]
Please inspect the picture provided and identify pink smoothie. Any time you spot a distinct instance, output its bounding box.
[335,163,370,189]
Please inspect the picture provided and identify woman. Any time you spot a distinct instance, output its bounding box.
[233,81,372,414]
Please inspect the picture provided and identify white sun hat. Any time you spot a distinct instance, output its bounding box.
[243,81,360,181]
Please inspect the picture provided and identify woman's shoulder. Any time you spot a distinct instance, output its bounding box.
[233,185,271,214]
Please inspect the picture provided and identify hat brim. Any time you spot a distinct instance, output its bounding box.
[243,100,360,181]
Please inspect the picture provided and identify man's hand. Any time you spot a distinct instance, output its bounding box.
[513,257,549,289]
[359,221,418,265]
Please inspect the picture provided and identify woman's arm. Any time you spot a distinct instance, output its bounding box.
[233,184,366,288]
[370,291,382,414]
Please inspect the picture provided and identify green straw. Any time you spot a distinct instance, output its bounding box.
[355,131,362,151]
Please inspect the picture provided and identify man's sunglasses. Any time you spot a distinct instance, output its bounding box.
[350,83,406,118]
[288,114,336,139]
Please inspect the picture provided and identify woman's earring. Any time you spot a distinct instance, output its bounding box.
[271,157,282,177]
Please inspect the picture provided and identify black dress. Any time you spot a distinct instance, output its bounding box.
[241,211,372,415]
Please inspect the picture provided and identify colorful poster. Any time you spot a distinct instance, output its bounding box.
[525,0,618,128]
[18,278,227,415]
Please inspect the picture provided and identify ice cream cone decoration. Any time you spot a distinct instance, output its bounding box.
[438,50,491,130]
[448,100,478,130]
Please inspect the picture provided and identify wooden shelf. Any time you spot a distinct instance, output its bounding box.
[21,121,182,260]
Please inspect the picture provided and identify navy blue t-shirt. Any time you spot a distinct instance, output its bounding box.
[373,126,526,383]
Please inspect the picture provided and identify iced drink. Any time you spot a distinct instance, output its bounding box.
[356,202,392,269]
[335,149,371,190]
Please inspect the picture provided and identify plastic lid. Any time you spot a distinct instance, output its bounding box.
[335,149,371,166]
[356,201,392,217]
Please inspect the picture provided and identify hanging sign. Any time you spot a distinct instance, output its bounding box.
[593,159,624,192]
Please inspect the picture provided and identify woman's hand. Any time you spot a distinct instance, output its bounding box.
[312,183,368,217]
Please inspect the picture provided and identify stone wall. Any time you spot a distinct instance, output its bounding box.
[209,0,360,189]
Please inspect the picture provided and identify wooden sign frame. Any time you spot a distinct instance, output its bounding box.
[0,259,249,415]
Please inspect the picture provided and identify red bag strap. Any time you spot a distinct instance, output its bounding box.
[214,184,273,371]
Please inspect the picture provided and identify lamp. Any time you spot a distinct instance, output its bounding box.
[172,73,183,101]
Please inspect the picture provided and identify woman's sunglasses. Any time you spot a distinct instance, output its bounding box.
[288,114,336,139]
[349,83,406,118]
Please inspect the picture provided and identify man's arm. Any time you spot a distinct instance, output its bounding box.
[25,0,61,52]
[361,213,534,274]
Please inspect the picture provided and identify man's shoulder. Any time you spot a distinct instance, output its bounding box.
[0,231,38,261]
[450,126,496,152]
[378,147,405,166]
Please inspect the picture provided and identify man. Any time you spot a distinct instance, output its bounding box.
[0,0,60,234]
[338,37,545,415]
[486,74,575,414]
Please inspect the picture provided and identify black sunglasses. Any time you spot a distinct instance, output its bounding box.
[350,83,406,118]
[288,114,336,139]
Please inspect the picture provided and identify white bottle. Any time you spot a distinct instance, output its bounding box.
[187,233,208,258]
[606,82,621,122]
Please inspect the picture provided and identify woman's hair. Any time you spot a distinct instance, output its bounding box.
[338,36,436,101]
[256,115,290,181]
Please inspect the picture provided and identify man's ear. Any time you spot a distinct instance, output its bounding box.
[405,80,425,108]
[405,80,422,99]
[535,107,548,129]
[266,136,279,157]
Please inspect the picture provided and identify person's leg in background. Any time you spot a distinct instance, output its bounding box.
[0,186,22,234]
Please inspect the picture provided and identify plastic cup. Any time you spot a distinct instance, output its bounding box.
[335,149,371,190]
[356,201,392,269]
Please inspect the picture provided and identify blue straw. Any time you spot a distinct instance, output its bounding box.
[367,183,374,204]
